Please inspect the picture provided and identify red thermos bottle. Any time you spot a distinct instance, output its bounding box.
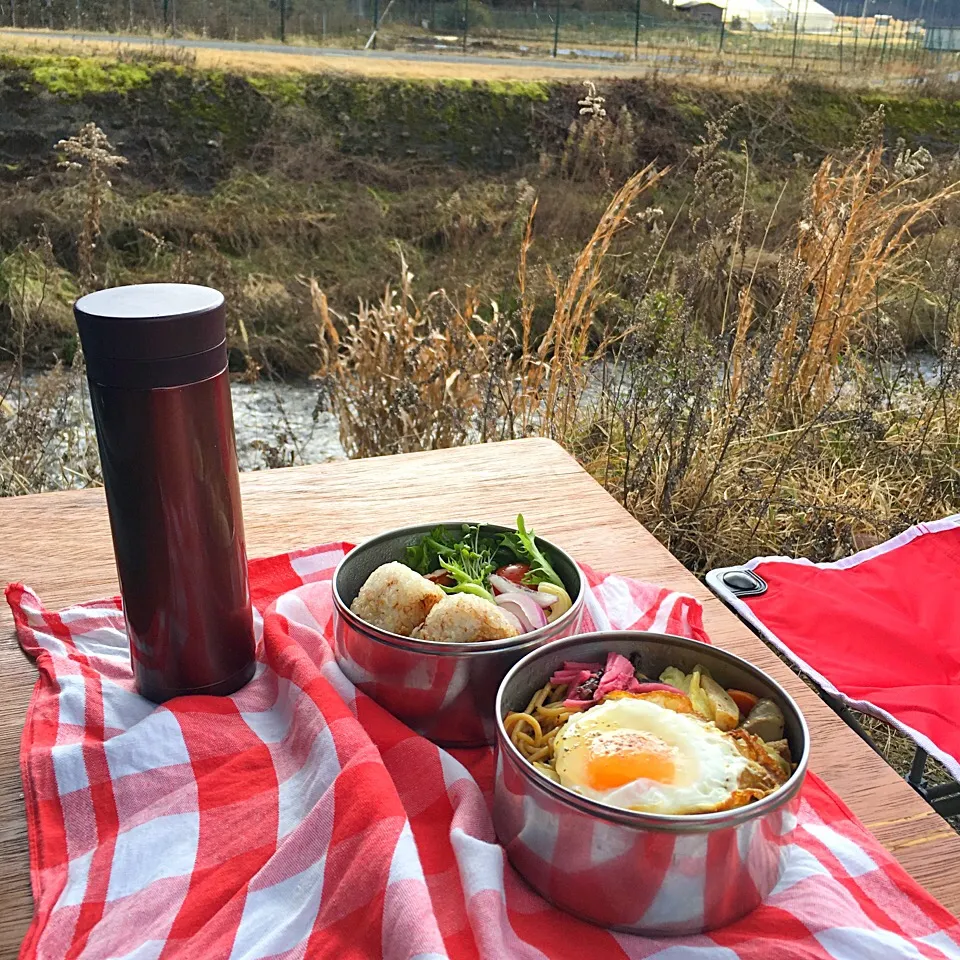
[74,283,256,703]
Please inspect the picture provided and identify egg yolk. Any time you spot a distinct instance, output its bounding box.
[585,729,677,789]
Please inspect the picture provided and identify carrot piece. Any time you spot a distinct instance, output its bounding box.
[727,689,760,717]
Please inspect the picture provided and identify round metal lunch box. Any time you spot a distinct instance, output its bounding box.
[493,631,809,936]
[332,521,586,746]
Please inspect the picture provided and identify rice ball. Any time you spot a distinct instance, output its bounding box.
[413,593,520,643]
[351,562,445,636]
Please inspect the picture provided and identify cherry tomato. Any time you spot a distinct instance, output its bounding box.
[425,570,454,587]
[496,563,531,585]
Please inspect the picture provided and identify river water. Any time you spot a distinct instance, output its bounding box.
[4,373,344,489]
[6,350,947,490]
[228,380,344,470]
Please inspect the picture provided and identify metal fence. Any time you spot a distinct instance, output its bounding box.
[2,0,952,71]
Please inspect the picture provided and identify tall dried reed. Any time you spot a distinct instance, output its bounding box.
[313,164,665,456]
[314,131,960,574]
[312,256,492,458]
[769,145,960,414]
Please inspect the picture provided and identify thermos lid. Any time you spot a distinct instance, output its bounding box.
[75,283,228,389]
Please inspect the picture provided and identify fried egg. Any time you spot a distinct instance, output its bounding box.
[553,697,752,815]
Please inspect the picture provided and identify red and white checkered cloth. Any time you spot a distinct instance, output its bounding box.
[8,542,960,960]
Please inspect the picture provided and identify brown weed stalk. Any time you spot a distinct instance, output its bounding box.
[311,256,492,459]
[771,146,960,413]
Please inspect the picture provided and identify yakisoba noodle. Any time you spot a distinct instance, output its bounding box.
[504,654,794,814]
[503,681,570,782]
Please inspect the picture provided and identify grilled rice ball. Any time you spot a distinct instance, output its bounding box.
[412,593,520,643]
[351,562,445,636]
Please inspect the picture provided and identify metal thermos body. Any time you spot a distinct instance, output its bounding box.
[74,283,256,703]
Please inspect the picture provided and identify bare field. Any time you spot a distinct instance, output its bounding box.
[0,26,941,86]
[0,29,657,80]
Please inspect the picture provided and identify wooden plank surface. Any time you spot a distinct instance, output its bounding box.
[1,437,958,953]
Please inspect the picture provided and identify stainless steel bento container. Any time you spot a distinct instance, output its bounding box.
[493,631,809,936]
[332,521,585,747]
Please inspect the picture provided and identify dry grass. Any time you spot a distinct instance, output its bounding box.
[313,162,665,454]
[769,145,960,412]
[317,125,960,574]
[4,107,959,820]
[312,260,494,457]
[0,237,98,495]
[310,136,960,821]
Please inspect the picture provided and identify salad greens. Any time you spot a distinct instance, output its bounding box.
[405,526,461,576]
[501,515,565,590]
[405,523,502,601]
[405,514,565,598]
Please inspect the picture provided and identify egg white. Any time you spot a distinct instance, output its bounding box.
[553,697,751,815]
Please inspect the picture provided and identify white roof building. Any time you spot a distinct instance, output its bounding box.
[723,0,836,31]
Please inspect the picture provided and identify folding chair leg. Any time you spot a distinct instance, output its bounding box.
[929,787,960,819]
[907,747,928,789]
[903,748,960,818]
[814,696,960,817]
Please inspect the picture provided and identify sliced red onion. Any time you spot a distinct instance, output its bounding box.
[489,575,554,606]
[495,593,548,633]
[489,574,522,595]
[498,608,524,633]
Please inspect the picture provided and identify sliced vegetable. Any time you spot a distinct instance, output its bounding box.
[688,668,712,721]
[659,666,691,693]
[765,739,791,763]
[657,665,739,731]
[561,667,603,709]
[742,698,785,743]
[538,582,572,622]
[596,652,645,699]
[496,563,531,585]
[698,672,740,731]
[495,593,548,633]
[497,607,524,633]
[550,661,603,683]
[489,575,554,606]
[500,515,565,589]
[726,688,760,717]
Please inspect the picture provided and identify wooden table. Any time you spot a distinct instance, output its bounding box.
[1,438,958,951]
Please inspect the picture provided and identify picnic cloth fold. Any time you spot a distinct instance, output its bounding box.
[725,515,960,783]
[7,542,960,960]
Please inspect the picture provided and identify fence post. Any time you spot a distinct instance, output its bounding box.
[791,8,799,66]
[553,0,560,56]
[372,0,378,46]
[634,0,641,59]
[899,0,909,64]
[915,0,926,64]
[462,0,468,52]
[280,0,286,41]
[838,0,844,71]
[718,14,725,50]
